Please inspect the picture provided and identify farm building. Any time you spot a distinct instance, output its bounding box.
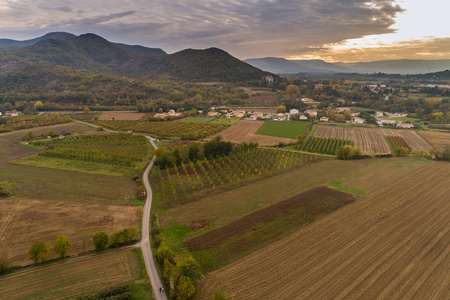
[351,117,365,124]
[299,115,308,120]
[208,111,220,117]
[289,109,299,115]
[397,123,414,129]
[320,117,329,122]
[376,111,384,118]
[233,110,246,118]
[377,119,397,126]
[272,115,285,121]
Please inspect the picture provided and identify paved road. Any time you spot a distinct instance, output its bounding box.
[76,121,167,299]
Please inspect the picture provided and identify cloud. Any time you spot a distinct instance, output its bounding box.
[0,0,419,60]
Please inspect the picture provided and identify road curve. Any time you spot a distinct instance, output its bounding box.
[76,121,167,299]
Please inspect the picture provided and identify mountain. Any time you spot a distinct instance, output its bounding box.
[336,60,450,75]
[0,33,271,82]
[290,60,354,73]
[0,32,76,48]
[113,43,166,56]
[244,57,320,74]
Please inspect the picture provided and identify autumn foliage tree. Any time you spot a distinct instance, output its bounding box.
[54,235,71,258]
[28,241,51,263]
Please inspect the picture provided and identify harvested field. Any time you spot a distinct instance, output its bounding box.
[0,122,91,163]
[0,248,141,299]
[98,112,145,120]
[388,135,411,151]
[196,162,450,300]
[0,198,141,265]
[207,120,295,146]
[187,186,353,272]
[314,126,432,154]
[418,130,450,150]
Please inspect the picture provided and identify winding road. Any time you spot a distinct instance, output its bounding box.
[77,121,167,299]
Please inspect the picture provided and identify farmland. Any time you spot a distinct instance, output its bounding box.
[388,135,411,151]
[255,120,310,139]
[96,120,228,139]
[0,248,151,299]
[314,126,432,154]
[187,186,354,272]
[98,112,146,120]
[300,137,353,155]
[207,120,296,145]
[196,162,450,299]
[418,130,450,150]
[0,113,72,133]
[179,116,241,125]
[151,148,322,207]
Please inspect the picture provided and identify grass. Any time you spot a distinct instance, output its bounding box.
[256,121,310,139]
[385,116,422,122]
[350,107,376,112]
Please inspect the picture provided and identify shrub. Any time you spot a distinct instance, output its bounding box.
[214,291,228,300]
[92,231,109,251]
[0,181,14,198]
[0,248,10,275]
[110,227,139,247]
[180,255,202,281]
[175,276,195,300]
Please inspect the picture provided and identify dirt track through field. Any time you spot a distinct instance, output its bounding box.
[196,162,450,300]
[314,126,432,154]
[207,120,296,146]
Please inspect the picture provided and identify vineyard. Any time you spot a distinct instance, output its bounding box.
[37,133,150,167]
[96,120,228,140]
[151,148,323,207]
[0,114,72,133]
[314,126,432,154]
[388,136,411,151]
[300,137,353,155]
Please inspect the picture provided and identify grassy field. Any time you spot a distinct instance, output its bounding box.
[256,121,310,139]
[418,130,450,150]
[350,106,375,112]
[385,116,422,122]
[197,161,449,300]
[0,248,153,299]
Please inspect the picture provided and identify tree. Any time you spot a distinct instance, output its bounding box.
[326,107,336,120]
[54,235,71,258]
[84,107,90,113]
[394,147,409,157]
[286,84,299,94]
[277,105,286,113]
[22,131,34,141]
[188,144,200,162]
[214,291,228,300]
[336,145,354,160]
[296,134,304,144]
[153,148,165,158]
[34,101,44,110]
[175,276,195,300]
[92,231,109,251]
[0,181,14,198]
[28,241,51,263]
[180,255,202,281]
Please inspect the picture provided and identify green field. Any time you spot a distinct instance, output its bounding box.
[179,116,240,125]
[256,121,310,139]
[385,116,422,122]
[350,107,375,113]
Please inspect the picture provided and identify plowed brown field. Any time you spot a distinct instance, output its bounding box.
[197,162,450,300]
[207,120,295,146]
[0,198,141,266]
[314,126,432,154]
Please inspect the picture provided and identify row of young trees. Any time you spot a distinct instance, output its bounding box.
[28,235,71,263]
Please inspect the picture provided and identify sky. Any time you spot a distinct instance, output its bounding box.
[0,0,448,62]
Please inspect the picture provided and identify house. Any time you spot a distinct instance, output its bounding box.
[265,76,274,83]
[377,119,397,126]
[376,111,384,118]
[220,109,228,114]
[225,113,233,119]
[272,115,285,121]
[250,112,264,119]
[154,113,167,119]
[336,107,351,113]
[304,110,317,117]
[289,109,299,115]
[233,110,246,118]
[351,117,365,124]
[301,98,311,103]
[168,109,176,116]
[5,111,20,117]
[397,123,414,129]
[299,114,308,120]
[320,117,329,122]
[207,111,219,117]
[350,111,360,117]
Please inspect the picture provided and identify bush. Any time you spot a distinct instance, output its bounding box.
[336,145,365,160]
[92,231,109,251]
[214,291,228,300]
[394,147,410,157]
[175,276,195,300]
[0,181,14,198]
[0,248,11,275]
[180,255,202,281]
[110,227,139,247]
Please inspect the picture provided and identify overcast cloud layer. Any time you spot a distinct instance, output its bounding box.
[1,0,445,61]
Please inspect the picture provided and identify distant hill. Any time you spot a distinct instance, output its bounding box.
[0,32,76,48]
[0,32,271,82]
[245,57,450,75]
[336,59,450,75]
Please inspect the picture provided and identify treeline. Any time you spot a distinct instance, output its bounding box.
[36,133,149,167]
[0,113,72,133]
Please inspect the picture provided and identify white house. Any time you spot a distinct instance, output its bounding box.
[376,111,384,118]
[289,108,299,115]
[320,117,329,122]
[377,119,397,126]
[397,123,414,129]
[265,76,274,83]
[299,114,308,120]
[272,115,285,121]
[351,117,365,124]
[207,111,219,117]
[304,110,318,117]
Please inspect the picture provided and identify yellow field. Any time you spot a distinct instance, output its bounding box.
[418,130,450,150]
